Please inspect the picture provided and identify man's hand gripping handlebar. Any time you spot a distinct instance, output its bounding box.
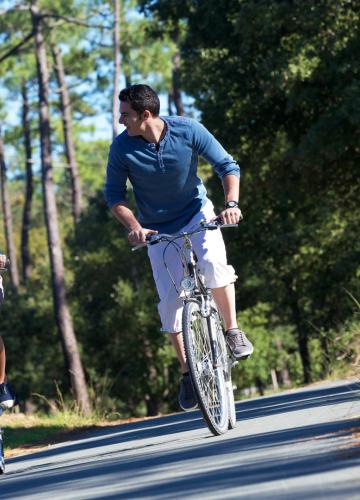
[131,213,243,252]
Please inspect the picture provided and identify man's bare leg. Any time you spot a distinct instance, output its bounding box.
[212,283,254,357]
[212,283,238,330]
[168,332,188,373]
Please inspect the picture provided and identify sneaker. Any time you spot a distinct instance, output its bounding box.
[225,328,254,359]
[178,373,198,411]
[0,382,16,409]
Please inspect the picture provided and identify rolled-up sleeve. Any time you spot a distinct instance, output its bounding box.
[191,120,240,179]
[104,143,129,208]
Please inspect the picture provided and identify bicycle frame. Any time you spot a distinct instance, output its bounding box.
[141,221,237,368]
[133,220,238,365]
[180,234,223,369]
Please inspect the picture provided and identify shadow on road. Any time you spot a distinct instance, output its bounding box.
[234,380,360,421]
[7,380,360,466]
[1,380,359,499]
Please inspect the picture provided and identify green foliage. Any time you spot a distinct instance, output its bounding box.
[67,195,179,416]
[143,0,360,383]
[233,303,302,395]
[0,0,358,419]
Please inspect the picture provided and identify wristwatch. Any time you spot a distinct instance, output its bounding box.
[225,200,239,209]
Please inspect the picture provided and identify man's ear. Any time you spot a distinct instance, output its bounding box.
[142,110,151,120]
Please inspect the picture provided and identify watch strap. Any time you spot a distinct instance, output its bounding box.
[225,200,239,209]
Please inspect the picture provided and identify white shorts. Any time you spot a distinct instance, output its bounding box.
[148,200,237,333]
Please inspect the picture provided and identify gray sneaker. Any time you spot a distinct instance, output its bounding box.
[225,328,254,359]
[178,373,198,411]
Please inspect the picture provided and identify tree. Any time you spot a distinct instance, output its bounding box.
[20,80,34,283]
[0,127,20,290]
[31,0,90,415]
[112,0,121,138]
[51,42,83,225]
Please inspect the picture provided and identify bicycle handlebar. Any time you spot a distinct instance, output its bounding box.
[131,218,240,252]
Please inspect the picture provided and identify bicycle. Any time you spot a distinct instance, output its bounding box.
[0,408,4,474]
[0,261,9,474]
[133,218,239,435]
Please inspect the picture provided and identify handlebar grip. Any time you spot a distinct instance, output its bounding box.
[131,243,147,252]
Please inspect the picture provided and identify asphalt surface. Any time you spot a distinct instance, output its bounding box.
[0,379,359,499]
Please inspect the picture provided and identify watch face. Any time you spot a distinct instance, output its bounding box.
[226,201,238,208]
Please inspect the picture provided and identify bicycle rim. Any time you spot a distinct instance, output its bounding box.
[183,300,228,435]
[0,430,4,474]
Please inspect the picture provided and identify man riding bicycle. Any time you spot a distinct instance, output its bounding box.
[105,84,253,411]
[0,254,16,410]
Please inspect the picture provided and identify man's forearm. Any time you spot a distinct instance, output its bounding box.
[222,174,240,203]
[111,203,142,232]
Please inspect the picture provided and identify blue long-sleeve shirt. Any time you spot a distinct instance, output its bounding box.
[105,115,240,233]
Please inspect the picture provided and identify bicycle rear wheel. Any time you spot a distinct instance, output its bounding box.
[183,300,229,435]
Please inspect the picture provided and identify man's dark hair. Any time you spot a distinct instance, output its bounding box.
[119,84,160,116]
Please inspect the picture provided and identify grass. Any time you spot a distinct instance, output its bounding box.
[1,412,99,457]
[0,411,157,458]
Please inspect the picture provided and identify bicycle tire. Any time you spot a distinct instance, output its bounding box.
[183,300,229,435]
[211,307,237,429]
[0,429,5,474]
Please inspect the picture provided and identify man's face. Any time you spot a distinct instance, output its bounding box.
[119,101,144,136]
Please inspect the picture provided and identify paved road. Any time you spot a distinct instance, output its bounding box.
[1,379,359,499]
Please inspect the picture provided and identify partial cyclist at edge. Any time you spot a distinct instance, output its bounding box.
[0,254,16,411]
[105,84,254,412]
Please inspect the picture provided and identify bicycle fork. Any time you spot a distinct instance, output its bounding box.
[206,314,222,369]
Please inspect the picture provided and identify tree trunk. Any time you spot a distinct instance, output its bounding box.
[171,52,184,116]
[112,0,121,139]
[0,129,20,291]
[143,337,161,417]
[51,43,82,225]
[167,92,173,116]
[31,0,91,416]
[255,377,265,396]
[274,337,292,387]
[21,81,33,283]
[283,276,312,384]
[130,262,161,416]
[320,334,330,377]
[124,72,131,89]
[270,369,279,390]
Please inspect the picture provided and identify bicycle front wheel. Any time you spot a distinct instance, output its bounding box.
[183,300,229,435]
[212,308,237,429]
[0,429,5,474]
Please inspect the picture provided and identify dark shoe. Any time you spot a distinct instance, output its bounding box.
[178,373,198,411]
[225,328,254,359]
[0,382,16,409]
